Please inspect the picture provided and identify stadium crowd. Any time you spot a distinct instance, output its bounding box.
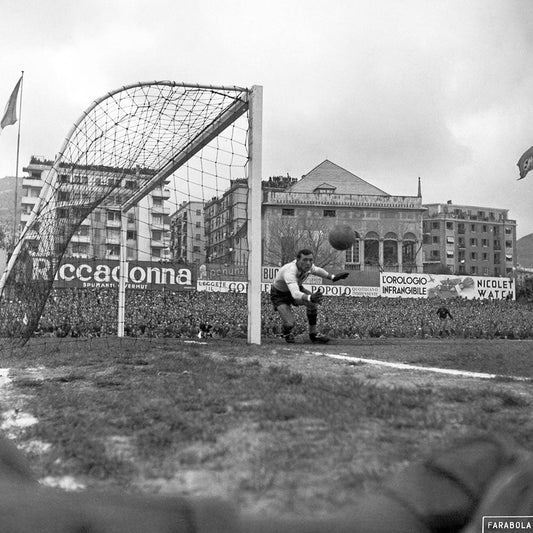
[34,287,533,341]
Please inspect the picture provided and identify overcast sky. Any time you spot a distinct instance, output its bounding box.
[1,0,533,236]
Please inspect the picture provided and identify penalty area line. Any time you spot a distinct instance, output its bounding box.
[307,351,532,382]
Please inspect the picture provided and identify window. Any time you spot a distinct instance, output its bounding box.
[383,240,398,266]
[152,230,162,241]
[106,245,120,257]
[471,224,476,232]
[323,209,336,217]
[505,240,512,248]
[432,221,439,229]
[458,237,465,248]
[106,228,120,240]
[72,243,88,255]
[314,186,335,194]
[446,236,454,244]
[482,253,488,261]
[483,267,489,275]
[446,222,453,230]
[196,209,202,216]
[432,236,440,244]
[471,252,477,260]
[470,238,478,246]
[282,208,295,216]
[458,223,465,234]
[430,250,440,260]
[57,208,69,219]
[471,266,478,275]
[152,214,163,225]
[345,243,358,264]
[107,210,119,221]
[72,174,88,185]
[364,238,379,266]
[402,240,416,264]
[58,191,70,202]
[127,230,137,240]
[195,221,201,228]
[193,245,201,252]
[446,250,454,258]
[195,233,201,241]
[482,225,487,232]
[482,238,488,247]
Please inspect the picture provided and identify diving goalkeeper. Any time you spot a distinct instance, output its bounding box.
[270,249,349,344]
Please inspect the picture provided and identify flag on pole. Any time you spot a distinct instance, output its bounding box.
[517,145,533,180]
[0,76,23,132]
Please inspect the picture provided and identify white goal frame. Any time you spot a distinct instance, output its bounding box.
[0,82,263,346]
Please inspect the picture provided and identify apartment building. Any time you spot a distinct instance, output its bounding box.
[169,201,206,264]
[422,202,517,277]
[19,156,171,261]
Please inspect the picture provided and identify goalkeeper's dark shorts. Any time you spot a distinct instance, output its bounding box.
[270,285,311,310]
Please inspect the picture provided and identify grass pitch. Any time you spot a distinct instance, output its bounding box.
[1,337,533,517]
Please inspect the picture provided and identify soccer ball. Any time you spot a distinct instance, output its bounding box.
[328,225,356,251]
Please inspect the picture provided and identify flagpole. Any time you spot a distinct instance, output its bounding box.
[11,71,23,251]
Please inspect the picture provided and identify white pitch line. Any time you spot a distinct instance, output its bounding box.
[308,351,532,382]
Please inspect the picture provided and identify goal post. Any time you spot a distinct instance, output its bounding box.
[0,81,263,347]
[247,86,263,345]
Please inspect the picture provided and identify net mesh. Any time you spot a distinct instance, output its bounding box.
[0,82,251,348]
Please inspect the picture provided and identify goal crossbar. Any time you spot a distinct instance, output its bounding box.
[122,95,249,212]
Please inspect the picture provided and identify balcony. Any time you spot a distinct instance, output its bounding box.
[22,176,45,188]
[264,191,423,210]
[151,205,170,215]
[150,238,170,248]
[105,235,120,245]
[21,196,39,206]
[151,187,171,200]
[71,234,91,243]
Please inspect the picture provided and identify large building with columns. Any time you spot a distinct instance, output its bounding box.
[262,160,425,274]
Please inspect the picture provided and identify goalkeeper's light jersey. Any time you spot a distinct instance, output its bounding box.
[272,260,330,301]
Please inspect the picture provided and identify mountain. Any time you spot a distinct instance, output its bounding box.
[517,233,533,268]
[0,176,17,225]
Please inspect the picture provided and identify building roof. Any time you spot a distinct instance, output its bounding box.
[288,160,389,196]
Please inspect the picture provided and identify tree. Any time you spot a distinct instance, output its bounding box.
[264,218,344,269]
[0,223,8,250]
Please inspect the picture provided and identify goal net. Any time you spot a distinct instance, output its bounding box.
[0,81,262,349]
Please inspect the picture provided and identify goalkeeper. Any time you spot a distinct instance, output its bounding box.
[270,249,349,344]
